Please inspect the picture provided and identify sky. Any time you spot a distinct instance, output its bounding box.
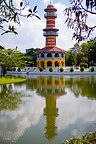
[0,0,96,53]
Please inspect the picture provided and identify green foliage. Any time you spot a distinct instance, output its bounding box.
[8,67,13,71]
[91,67,95,72]
[17,67,21,72]
[60,67,64,72]
[0,48,25,76]
[49,67,53,72]
[80,62,88,68]
[80,67,84,72]
[39,67,43,72]
[63,131,96,144]
[70,43,81,54]
[13,67,16,71]
[70,67,74,72]
[25,48,40,66]
[67,53,77,66]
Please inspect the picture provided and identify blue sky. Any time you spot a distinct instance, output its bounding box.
[0,0,96,52]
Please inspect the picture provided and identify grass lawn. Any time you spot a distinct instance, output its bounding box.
[0,76,26,85]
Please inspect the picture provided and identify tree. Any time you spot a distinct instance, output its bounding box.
[67,53,77,66]
[0,0,40,35]
[88,41,96,65]
[25,48,40,66]
[70,43,81,54]
[0,48,25,75]
[64,0,96,41]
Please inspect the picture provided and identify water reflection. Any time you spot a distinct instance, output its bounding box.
[37,76,66,141]
[0,76,96,144]
[65,76,96,99]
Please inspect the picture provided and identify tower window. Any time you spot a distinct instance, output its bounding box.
[55,53,59,57]
[41,53,44,58]
[61,53,64,58]
[47,53,52,57]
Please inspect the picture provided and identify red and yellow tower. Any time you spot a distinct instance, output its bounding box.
[36,3,66,69]
[43,3,59,48]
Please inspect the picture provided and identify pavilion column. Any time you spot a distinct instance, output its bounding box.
[52,61,55,67]
[44,61,47,69]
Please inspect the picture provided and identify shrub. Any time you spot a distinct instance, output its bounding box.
[17,67,21,72]
[13,67,16,71]
[80,62,88,68]
[49,67,53,72]
[39,67,43,72]
[91,67,94,72]
[8,67,12,71]
[63,131,96,144]
[60,67,64,72]
[80,67,84,72]
[70,67,74,72]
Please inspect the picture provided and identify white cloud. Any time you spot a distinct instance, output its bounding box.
[0,84,44,141]
[56,89,96,131]
[43,0,53,5]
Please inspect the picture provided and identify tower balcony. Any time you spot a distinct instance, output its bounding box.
[43,27,59,32]
[44,13,57,18]
[43,31,58,36]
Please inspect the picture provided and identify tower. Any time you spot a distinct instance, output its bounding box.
[36,3,66,69]
[43,3,59,48]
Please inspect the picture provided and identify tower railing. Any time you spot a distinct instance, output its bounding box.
[44,13,57,18]
[43,32,58,36]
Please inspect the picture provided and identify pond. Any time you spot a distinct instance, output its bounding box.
[0,75,96,144]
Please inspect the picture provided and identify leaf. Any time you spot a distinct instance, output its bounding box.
[27,14,31,18]
[14,13,17,22]
[9,25,11,30]
[28,9,32,13]
[1,31,10,35]
[35,15,41,20]
[33,6,37,12]
[13,31,18,35]
[20,2,23,7]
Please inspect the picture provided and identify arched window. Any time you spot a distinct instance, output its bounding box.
[41,53,44,58]
[47,53,52,57]
[55,61,59,67]
[55,53,59,57]
[47,61,52,67]
[61,53,64,58]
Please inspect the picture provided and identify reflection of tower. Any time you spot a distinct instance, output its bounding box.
[44,96,58,141]
[37,76,66,141]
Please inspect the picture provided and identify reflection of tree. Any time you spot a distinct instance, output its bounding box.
[65,77,96,99]
[0,84,24,111]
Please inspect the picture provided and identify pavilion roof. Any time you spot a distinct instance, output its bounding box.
[36,47,66,53]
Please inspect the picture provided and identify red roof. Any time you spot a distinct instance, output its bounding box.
[47,4,54,8]
[36,47,66,52]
